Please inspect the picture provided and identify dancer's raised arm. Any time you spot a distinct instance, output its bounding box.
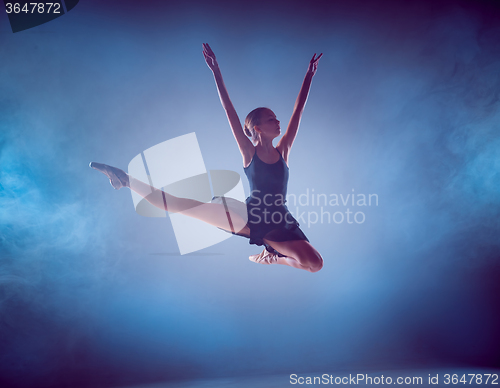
[203,43,254,162]
[277,53,322,162]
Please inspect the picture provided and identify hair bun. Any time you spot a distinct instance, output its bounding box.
[243,125,251,137]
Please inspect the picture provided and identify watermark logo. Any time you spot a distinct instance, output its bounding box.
[3,1,79,33]
[245,189,379,229]
[286,188,379,227]
[128,133,246,255]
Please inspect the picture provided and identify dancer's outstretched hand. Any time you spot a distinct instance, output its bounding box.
[203,43,219,73]
[307,53,323,76]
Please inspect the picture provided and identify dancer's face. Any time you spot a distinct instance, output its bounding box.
[256,109,281,139]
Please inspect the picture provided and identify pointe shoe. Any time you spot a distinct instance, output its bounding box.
[89,162,129,190]
[249,248,280,265]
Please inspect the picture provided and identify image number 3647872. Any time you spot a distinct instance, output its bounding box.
[3,0,79,32]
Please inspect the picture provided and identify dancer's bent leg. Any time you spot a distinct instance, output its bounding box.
[262,239,323,273]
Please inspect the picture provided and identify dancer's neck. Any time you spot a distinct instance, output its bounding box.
[256,139,275,153]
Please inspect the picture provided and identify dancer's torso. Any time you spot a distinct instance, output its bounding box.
[241,150,305,246]
[244,151,289,208]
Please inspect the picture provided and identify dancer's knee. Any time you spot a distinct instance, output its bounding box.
[264,239,323,273]
[307,252,323,273]
[298,248,323,273]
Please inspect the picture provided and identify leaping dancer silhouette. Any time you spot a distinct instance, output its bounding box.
[90,43,323,272]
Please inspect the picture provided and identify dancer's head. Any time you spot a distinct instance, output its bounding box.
[244,107,280,144]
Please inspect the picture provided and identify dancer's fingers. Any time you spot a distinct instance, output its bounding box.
[203,47,213,59]
[206,43,215,56]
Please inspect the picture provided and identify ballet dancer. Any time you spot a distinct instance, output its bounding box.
[90,43,323,272]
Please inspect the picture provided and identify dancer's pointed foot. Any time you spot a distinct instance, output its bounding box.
[89,162,129,190]
[249,248,281,265]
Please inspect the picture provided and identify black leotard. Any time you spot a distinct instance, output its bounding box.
[243,151,309,248]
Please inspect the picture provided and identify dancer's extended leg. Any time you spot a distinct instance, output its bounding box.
[261,239,323,273]
[90,162,249,236]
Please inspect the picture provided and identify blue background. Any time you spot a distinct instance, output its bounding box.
[1,0,499,387]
